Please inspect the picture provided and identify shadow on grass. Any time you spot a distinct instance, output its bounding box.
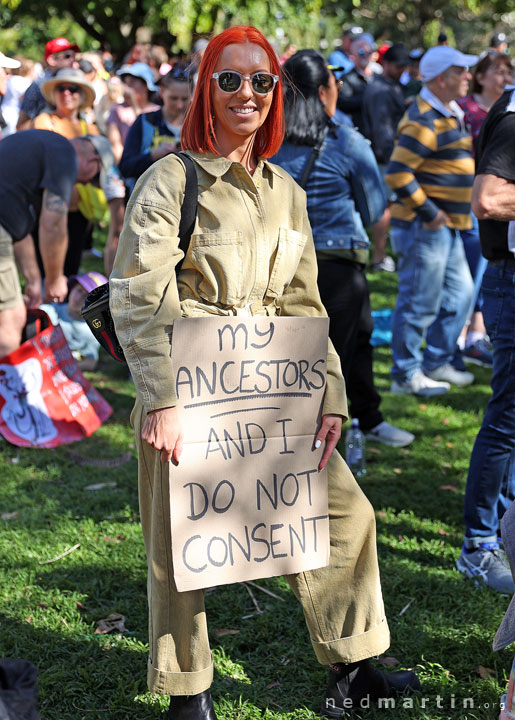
[1,439,139,525]
[1,566,507,719]
[0,611,161,719]
[360,471,465,528]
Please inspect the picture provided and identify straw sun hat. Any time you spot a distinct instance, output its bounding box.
[41,68,95,109]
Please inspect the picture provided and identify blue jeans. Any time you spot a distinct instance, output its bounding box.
[464,261,515,545]
[460,213,488,315]
[390,220,474,381]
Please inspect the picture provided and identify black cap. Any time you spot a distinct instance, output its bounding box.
[437,31,448,43]
[383,43,410,66]
[491,32,508,47]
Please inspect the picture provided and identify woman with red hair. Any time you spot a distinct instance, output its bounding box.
[110,25,418,720]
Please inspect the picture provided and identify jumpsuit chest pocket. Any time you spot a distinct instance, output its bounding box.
[188,231,243,306]
[266,227,307,298]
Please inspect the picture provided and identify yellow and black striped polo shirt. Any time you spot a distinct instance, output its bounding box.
[386,95,474,230]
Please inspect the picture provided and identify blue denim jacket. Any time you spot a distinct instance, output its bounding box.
[272,122,385,252]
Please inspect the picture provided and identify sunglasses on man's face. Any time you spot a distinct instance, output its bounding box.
[55,84,81,94]
[55,51,75,60]
[211,70,279,95]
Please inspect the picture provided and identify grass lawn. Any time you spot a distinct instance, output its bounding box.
[0,254,511,720]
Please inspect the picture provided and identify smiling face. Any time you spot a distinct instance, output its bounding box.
[211,42,274,154]
[477,60,513,100]
[54,83,82,115]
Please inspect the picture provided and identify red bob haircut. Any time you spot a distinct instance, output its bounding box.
[181,25,284,158]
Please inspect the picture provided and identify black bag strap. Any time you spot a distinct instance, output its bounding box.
[175,151,198,270]
[80,152,199,364]
[298,125,329,189]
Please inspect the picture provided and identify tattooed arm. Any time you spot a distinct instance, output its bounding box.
[39,190,69,303]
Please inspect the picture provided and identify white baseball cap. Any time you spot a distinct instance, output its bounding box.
[420,46,478,82]
[0,51,21,70]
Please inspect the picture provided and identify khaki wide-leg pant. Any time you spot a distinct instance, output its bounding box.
[132,398,390,696]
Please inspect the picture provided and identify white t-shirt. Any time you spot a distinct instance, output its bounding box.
[2,75,31,136]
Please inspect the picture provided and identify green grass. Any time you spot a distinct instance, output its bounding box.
[0,257,511,719]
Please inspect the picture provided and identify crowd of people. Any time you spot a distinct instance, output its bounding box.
[1,22,515,719]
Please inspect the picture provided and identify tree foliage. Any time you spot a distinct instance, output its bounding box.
[0,0,174,57]
[1,0,515,59]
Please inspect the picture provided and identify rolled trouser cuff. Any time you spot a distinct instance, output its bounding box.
[147,658,213,696]
[311,618,390,665]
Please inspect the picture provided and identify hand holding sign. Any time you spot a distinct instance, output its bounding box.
[316,413,343,471]
[141,406,183,464]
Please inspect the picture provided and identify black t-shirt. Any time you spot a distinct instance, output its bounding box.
[475,90,515,260]
[0,129,78,242]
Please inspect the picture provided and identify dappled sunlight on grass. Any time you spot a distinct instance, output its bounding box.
[0,259,508,719]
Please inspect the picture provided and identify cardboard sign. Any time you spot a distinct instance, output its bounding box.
[170,316,330,592]
[0,324,112,448]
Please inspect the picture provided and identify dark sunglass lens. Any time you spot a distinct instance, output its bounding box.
[252,73,274,93]
[56,85,80,93]
[219,71,241,92]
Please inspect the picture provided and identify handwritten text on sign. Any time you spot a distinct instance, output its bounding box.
[170,316,330,592]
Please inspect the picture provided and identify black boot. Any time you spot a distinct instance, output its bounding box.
[320,659,421,717]
[167,690,217,720]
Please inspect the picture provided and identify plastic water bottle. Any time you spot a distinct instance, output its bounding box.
[345,418,366,477]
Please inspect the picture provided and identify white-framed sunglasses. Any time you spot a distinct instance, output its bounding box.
[211,70,279,95]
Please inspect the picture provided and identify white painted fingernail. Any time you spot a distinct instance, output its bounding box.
[315,440,321,449]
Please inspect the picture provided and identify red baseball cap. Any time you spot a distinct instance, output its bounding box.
[44,37,80,61]
[377,42,392,65]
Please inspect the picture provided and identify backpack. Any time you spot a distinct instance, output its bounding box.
[80,152,198,363]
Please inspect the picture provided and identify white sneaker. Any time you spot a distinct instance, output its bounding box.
[425,364,474,387]
[391,370,450,397]
[365,421,415,448]
[372,255,396,273]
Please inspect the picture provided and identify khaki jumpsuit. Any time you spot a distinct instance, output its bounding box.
[110,152,390,695]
